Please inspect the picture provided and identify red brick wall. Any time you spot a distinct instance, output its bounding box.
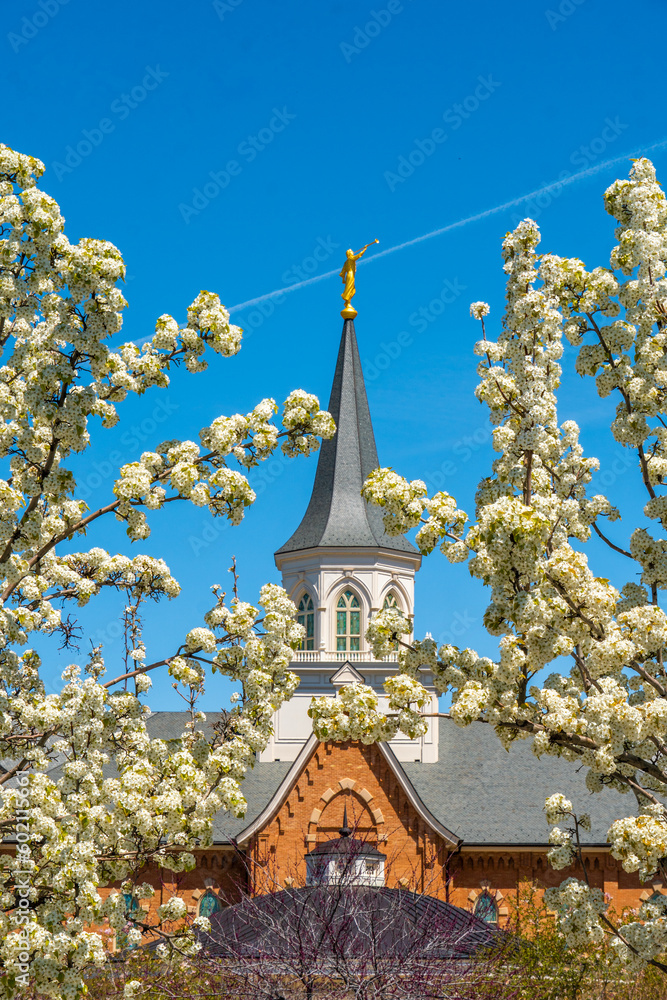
[248,740,451,897]
[94,849,246,949]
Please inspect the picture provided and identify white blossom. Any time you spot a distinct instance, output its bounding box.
[0,144,334,998]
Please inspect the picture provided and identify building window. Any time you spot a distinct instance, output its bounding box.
[336,590,361,652]
[306,856,328,886]
[198,889,222,920]
[116,892,139,951]
[297,594,315,650]
[383,592,400,649]
[474,891,498,924]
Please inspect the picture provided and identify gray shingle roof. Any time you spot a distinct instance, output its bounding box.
[148,714,630,848]
[275,319,418,555]
[201,885,501,960]
[11,713,631,848]
[403,719,628,846]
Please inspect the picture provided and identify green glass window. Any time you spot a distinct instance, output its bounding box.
[297,594,315,650]
[336,590,361,652]
[116,892,139,951]
[198,889,222,919]
[474,891,498,924]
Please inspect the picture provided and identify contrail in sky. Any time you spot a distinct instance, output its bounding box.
[228,137,667,314]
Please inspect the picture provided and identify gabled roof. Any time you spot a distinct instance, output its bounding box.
[198,715,635,847]
[401,719,626,846]
[330,662,365,685]
[275,319,418,556]
[143,714,631,848]
[225,732,460,849]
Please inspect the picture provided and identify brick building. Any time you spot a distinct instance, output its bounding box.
[145,317,647,932]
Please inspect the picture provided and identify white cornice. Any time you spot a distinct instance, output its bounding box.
[275,545,422,572]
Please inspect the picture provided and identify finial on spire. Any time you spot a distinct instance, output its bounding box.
[340,239,379,319]
[339,804,351,838]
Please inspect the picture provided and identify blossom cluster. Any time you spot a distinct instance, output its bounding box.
[361,469,468,559]
[0,144,333,998]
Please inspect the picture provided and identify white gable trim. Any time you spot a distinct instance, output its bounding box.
[233,735,319,845]
[330,662,365,685]
[377,741,460,847]
[231,736,460,849]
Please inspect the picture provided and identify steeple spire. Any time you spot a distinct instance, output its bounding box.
[276,319,417,555]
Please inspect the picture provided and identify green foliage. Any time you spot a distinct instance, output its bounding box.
[513,882,667,1000]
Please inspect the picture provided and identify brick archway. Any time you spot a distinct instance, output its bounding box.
[306,777,385,845]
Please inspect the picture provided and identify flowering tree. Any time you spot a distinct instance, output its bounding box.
[0,143,335,999]
[310,158,667,971]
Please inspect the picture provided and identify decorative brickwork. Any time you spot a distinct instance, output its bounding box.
[248,740,450,896]
[242,739,645,925]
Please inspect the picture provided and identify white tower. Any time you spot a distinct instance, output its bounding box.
[260,318,439,763]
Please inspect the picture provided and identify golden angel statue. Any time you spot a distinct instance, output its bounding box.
[340,239,379,318]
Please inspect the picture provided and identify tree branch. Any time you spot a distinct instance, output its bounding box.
[591,521,632,559]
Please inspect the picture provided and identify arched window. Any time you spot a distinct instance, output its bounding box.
[474,891,498,924]
[383,592,400,649]
[336,590,361,652]
[116,892,139,951]
[198,889,222,920]
[297,594,315,650]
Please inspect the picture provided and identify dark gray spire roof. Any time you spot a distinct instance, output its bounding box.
[276,320,418,555]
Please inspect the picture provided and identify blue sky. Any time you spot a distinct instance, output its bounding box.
[6,0,667,708]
